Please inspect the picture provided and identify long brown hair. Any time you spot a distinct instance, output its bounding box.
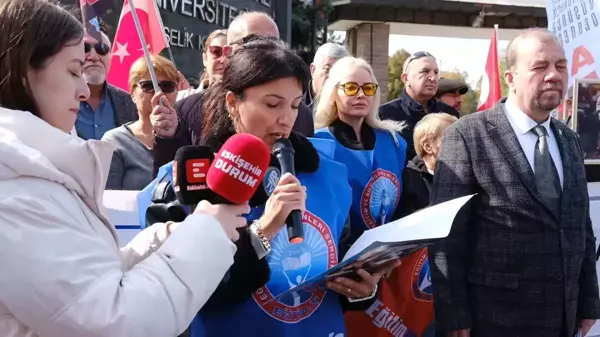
[199,29,227,84]
[0,0,84,116]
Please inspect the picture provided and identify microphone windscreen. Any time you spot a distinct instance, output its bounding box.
[173,146,216,206]
[272,138,294,156]
[207,133,271,204]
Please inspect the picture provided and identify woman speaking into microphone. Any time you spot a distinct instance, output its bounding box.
[0,1,249,337]
[180,38,386,337]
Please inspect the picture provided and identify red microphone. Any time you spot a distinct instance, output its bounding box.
[207,133,271,204]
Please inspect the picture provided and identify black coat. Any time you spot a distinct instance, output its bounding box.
[398,156,433,218]
[379,90,459,161]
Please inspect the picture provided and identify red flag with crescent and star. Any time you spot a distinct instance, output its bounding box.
[106,0,167,91]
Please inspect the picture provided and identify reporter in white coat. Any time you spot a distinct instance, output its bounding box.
[0,1,249,337]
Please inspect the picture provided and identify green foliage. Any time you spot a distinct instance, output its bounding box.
[387,49,410,101]
[291,0,333,51]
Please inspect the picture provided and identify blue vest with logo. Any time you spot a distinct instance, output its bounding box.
[189,138,352,337]
[313,128,407,231]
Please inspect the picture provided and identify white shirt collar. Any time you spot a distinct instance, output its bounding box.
[504,98,552,136]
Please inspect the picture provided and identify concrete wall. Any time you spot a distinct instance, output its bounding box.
[347,23,390,102]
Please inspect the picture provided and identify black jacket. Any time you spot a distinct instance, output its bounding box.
[379,90,459,161]
[398,156,433,217]
[152,92,315,177]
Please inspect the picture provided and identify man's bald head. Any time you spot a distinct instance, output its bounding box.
[505,28,562,70]
[227,11,279,43]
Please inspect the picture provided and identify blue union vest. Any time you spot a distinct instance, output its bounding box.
[313,128,407,231]
[190,138,353,337]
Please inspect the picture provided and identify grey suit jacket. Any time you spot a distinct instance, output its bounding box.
[106,84,137,126]
[429,99,600,337]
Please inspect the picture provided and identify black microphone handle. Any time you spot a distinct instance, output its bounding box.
[286,210,304,243]
[276,150,296,176]
[275,149,304,243]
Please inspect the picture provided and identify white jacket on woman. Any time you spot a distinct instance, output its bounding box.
[0,107,236,337]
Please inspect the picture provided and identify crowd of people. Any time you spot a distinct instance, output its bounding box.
[0,0,598,337]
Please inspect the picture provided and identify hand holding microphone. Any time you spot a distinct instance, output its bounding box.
[150,92,178,138]
[173,133,271,241]
[194,201,250,242]
[259,173,306,240]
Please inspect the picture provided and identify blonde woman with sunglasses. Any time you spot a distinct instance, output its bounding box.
[313,56,418,336]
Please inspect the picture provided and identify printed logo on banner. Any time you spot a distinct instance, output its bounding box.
[252,211,337,323]
[263,167,281,196]
[361,169,400,229]
[411,249,433,302]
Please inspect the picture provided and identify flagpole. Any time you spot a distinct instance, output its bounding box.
[127,0,160,93]
[150,0,177,67]
[494,24,499,47]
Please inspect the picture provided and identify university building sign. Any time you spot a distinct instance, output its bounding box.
[156,0,280,80]
[158,0,272,51]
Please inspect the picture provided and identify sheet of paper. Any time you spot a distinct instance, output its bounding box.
[343,194,475,260]
[266,194,476,303]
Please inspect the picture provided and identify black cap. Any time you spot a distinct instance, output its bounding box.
[436,78,469,97]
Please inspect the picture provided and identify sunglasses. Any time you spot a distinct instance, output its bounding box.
[84,42,110,56]
[403,51,436,72]
[138,80,178,94]
[207,45,223,58]
[338,82,378,96]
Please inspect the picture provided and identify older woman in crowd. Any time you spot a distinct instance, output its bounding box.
[399,112,458,216]
[177,29,227,101]
[103,54,179,190]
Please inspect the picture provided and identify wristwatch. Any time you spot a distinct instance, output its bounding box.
[249,221,271,259]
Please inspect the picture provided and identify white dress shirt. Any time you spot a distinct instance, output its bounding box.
[503,98,564,187]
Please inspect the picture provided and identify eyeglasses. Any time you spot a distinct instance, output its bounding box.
[207,45,223,58]
[338,82,378,96]
[84,42,110,56]
[138,80,178,94]
[403,51,436,72]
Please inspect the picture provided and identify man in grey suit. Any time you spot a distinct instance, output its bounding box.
[429,28,600,337]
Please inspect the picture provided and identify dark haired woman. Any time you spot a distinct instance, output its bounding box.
[0,1,250,336]
[185,38,383,337]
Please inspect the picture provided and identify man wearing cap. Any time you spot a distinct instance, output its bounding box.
[435,78,469,113]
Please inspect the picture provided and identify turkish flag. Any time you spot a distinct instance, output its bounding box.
[106,0,167,91]
[477,25,502,112]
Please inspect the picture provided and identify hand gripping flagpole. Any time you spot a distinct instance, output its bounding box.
[127,0,160,93]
